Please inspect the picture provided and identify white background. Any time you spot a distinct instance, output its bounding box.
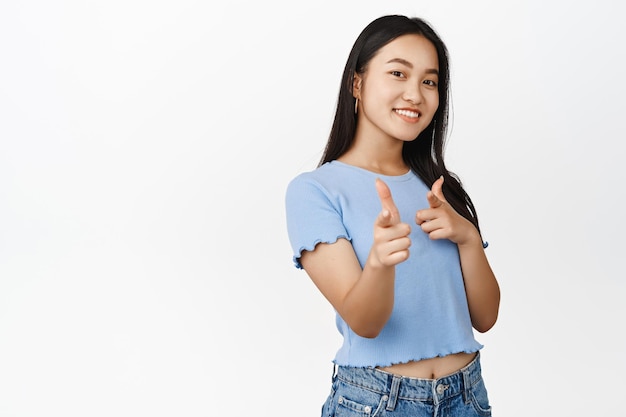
[1,1,624,416]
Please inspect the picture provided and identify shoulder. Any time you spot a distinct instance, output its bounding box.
[286,161,358,199]
[288,161,345,186]
[286,163,342,213]
[285,161,381,222]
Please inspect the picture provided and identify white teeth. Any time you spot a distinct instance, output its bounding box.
[395,109,420,118]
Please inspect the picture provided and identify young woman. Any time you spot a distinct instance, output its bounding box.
[285,15,500,416]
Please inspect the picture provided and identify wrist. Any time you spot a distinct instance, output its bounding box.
[365,251,395,273]
[457,228,483,249]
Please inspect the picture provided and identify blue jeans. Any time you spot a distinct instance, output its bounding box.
[321,353,492,417]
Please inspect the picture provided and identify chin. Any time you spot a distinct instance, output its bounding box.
[396,133,422,142]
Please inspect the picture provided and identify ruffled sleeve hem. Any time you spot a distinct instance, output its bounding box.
[293,234,352,269]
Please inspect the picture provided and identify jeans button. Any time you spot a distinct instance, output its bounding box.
[436,384,447,394]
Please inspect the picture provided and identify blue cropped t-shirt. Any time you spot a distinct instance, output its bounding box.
[285,161,483,367]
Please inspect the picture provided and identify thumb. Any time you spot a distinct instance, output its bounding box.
[428,176,447,208]
[375,178,400,225]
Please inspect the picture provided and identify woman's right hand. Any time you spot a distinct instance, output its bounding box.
[369,179,412,268]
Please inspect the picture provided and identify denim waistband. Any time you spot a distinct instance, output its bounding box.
[334,353,483,407]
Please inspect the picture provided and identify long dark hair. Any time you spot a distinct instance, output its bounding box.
[320,15,482,235]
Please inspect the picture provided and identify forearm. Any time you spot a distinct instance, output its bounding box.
[340,256,396,338]
[457,234,500,333]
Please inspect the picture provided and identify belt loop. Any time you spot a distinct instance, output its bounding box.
[462,367,471,404]
[386,375,401,411]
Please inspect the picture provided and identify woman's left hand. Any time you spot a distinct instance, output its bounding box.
[415,176,480,246]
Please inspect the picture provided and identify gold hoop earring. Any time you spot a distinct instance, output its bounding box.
[354,97,359,115]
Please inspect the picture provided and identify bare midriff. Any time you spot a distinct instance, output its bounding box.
[377,351,477,379]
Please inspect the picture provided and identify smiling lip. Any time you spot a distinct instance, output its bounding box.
[394,108,421,123]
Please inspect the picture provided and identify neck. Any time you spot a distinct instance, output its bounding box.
[338,128,408,176]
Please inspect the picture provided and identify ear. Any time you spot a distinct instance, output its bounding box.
[352,73,362,98]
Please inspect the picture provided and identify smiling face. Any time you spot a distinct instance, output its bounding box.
[354,34,440,143]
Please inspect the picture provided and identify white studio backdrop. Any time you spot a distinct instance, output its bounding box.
[0,1,624,416]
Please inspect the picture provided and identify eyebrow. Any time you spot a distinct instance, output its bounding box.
[386,58,439,75]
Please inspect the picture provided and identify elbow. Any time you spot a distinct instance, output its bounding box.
[358,330,381,339]
[341,304,391,339]
[474,321,495,333]
[350,322,384,339]
[352,326,382,339]
[473,312,498,333]
[472,291,500,333]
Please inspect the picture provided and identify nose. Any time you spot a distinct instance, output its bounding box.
[403,83,423,104]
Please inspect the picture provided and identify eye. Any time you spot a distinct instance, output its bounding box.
[390,70,405,78]
[423,79,438,87]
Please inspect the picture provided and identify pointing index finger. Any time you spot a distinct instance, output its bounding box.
[375,178,400,223]
[428,176,446,208]
[427,190,444,208]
